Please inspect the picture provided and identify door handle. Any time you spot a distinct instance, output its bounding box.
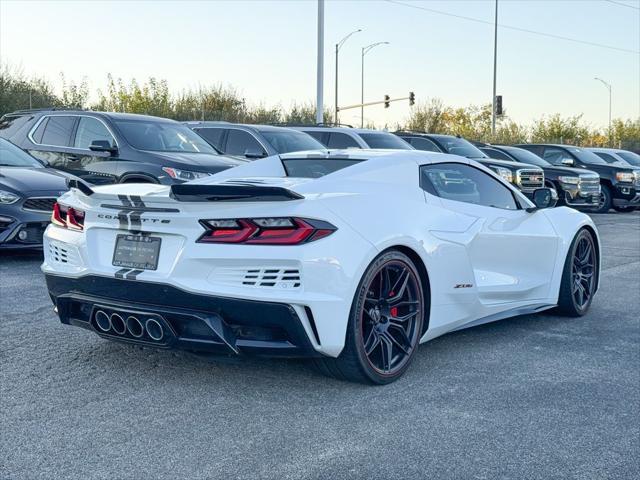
[68,155,80,162]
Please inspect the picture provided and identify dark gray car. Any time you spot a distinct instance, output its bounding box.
[0,138,73,249]
[185,122,326,159]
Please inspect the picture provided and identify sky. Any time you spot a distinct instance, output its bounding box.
[1,0,639,129]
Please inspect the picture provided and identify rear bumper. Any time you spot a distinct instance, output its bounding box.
[45,274,322,358]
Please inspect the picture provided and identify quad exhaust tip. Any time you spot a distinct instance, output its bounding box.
[145,318,164,341]
[126,316,144,338]
[110,313,126,335]
[95,310,111,332]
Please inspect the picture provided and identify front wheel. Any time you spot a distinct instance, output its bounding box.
[313,250,425,384]
[592,184,612,213]
[556,229,598,317]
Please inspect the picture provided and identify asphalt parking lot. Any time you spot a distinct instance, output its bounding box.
[1,211,638,480]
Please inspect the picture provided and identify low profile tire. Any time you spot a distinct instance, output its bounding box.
[592,184,612,213]
[556,229,598,317]
[613,206,635,213]
[313,250,425,385]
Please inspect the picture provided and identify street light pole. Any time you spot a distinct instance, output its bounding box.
[316,0,325,125]
[361,41,389,128]
[491,0,498,136]
[594,77,612,145]
[335,29,361,125]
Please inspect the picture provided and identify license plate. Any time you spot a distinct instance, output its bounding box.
[112,235,162,270]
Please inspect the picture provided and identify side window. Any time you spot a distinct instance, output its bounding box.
[409,137,441,152]
[31,117,49,143]
[593,152,617,164]
[482,147,512,161]
[74,117,115,149]
[543,147,574,165]
[327,132,360,149]
[225,129,265,156]
[39,116,76,147]
[304,131,328,146]
[195,128,225,150]
[420,163,518,210]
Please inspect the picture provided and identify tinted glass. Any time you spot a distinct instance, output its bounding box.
[568,147,607,165]
[31,117,48,143]
[359,133,413,150]
[593,151,619,164]
[304,131,328,145]
[282,158,362,178]
[0,139,42,167]
[543,147,575,165]
[327,132,360,149]
[194,127,225,150]
[431,136,487,158]
[408,137,441,152]
[421,163,518,210]
[261,130,325,154]
[481,147,513,161]
[500,147,551,167]
[40,116,76,146]
[74,117,115,149]
[616,151,640,166]
[225,129,265,156]
[114,120,215,153]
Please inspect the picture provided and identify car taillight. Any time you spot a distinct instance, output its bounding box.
[198,217,336,245]
[52,202,85,231]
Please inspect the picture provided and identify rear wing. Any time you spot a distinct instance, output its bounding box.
[169,183,304,202]
[67,178,95,196]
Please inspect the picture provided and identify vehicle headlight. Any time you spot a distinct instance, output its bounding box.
[558,176,580,185]
[616,172,635,183]
[162,167,211,181]
[491,166,513,183]
[0,190,21,205]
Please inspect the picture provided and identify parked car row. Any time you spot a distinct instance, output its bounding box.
[1,107,638,249]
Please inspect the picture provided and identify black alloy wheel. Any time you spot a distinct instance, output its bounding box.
[557,229,598,316]
[313,250,426,384]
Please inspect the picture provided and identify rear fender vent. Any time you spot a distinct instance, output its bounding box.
[210,266,302,290]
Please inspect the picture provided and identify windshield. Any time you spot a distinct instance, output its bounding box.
[282,158,362,178]
[261,130,325,154]
[0,139,43,167]
[566,147,608,165]
[359,133,413,150]
[502,147,551,167]
[115,120,217,153]
[435,136,487,158]
[617,151,640,167]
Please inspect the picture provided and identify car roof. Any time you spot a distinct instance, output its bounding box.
[588,147,627,154]
[14,109,178,124]
[280,148,453,165]
[184,122,310,134]
[292,126,392,135]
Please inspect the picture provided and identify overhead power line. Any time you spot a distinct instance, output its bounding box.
[385,0,640,55]
[603,0,640,11]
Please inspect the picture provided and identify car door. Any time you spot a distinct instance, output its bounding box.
[27,115,77,172]
[68,116,119,184]
[421,161,560,305]
[406,137,442,152]
[541,146,581,168]
[193,127,226,151]
[326,132,360,149]
[224,129,267,159]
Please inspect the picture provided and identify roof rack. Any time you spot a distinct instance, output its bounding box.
[7,107,85,115]
[270,122,354,128]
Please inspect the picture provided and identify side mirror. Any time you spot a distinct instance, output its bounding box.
[527,187,558,212]
[561,158,574,166]
[89,140,118,155]
[244,149,266,159]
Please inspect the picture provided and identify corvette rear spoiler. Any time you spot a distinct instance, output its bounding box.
[169,183,304,202]
[66,178,94,196]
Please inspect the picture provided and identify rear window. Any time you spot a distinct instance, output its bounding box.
[359,133,412,150]
[282,158,361,178]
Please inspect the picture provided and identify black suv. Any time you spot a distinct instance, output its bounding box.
[478,144,600,210]
[515,144,640,213]
[395,132,546,199]
[0,109,245,185]
[185,122,325,158]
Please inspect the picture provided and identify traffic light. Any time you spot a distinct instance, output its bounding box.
[495,95,503,116]
[384,95,390,108]
[409,91,415,106]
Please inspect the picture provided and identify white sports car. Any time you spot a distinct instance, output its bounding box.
[42,150,600,384]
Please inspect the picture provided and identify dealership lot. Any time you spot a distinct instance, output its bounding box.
[1,211,638,479]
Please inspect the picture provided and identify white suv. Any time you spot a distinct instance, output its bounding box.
[291,126,414,150]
